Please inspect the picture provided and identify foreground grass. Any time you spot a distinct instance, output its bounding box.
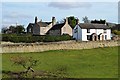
[2,46,119,78]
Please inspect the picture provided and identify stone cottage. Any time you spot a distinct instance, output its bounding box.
[47,17,73,36]
[27,16,56,35]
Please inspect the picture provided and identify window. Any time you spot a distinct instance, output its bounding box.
[74,27,78,33]
[87,29,90,33]
[105,35,107,40]
[104,29,107,33]
[87,35,91,40]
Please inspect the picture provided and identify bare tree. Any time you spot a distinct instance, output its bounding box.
[10,56,39,77]
[82,16,90,23]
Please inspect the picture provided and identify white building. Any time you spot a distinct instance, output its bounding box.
[73,23,111,41]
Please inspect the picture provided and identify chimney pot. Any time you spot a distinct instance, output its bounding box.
[76,19,80,24]
[35,16,37,24]
[52,17,56,26]
[65,17,68,24]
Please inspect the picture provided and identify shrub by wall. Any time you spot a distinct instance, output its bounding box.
[2,34,72,43]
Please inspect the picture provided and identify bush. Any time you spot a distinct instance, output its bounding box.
[2,34,72,43]
[112,30,120,35]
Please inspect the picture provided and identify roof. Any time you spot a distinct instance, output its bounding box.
[49,23,65,30]
[78,23,110,29]
[27,23,34,28]
[37,21,52,27]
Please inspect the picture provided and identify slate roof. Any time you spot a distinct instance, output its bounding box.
[27,23,34,28]
[78,23,110,29]
[37,21,52,27]
[48,23,65,30]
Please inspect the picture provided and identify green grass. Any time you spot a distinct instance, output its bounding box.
[2,46,119,78]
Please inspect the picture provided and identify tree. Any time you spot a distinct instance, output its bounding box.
[91,19,106,24]
[68,16,78,28]
[1,27,8,33]
[82,16,90,23]
[9,25,16,33]
[15,25,25,34]
[2,25,25,34]
[56,16,78,29]
[10,56,39,77]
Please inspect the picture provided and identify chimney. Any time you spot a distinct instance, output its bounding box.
[35,16,37,24]
[65,17,68,24]
[52,17,56,26]
[76,19,80,24]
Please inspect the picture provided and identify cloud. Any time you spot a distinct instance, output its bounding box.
[2,11,32,27]
[1,0,119,2]
[48,2,92,9]
[3,11,31,19]
[2,18,16,27]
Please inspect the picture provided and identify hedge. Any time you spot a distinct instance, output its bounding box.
[112,30,120,35]
[2,34,72,43]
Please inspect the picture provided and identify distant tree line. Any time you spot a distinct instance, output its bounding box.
[91,19,106,24]
[2,25,25,34]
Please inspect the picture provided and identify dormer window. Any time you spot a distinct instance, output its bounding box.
[87,29,90,33]
[104,29,107,33]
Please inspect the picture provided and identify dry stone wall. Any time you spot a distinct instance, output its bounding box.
[1,40,120,53]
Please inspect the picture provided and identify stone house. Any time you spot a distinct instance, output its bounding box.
[47,18,73,36]
[27,16,56,35]
[73,23,111,41]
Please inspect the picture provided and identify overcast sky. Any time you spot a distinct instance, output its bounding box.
[1,2,118,29]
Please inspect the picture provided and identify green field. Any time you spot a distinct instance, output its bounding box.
[2,46,119,78]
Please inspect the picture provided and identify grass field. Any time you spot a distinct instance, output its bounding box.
[2,46,119,78]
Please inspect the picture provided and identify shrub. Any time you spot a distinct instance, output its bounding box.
[112,30,120,35]
[2,34,72,43]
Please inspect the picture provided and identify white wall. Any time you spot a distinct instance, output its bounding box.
[73,25,111,41]
[106,29,111,40]
[73,25,82,40]
[40,27,45,35]
[40,23,53,35]
[61,22,73,36]
[96,29,111,40]
[82,29,96,41]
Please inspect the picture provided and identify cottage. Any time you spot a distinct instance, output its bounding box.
[27,17,56,35]
[73,23,111,41]
[47,17,73,36]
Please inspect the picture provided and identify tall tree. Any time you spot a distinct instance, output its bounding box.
[68,16,78,28]
[15,25,25,34]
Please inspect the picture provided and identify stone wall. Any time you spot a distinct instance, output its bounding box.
[1,40,120,53]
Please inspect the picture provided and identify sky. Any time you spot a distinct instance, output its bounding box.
[1,1,118,29]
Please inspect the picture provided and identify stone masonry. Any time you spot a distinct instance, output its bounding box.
[1,40,120,53]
